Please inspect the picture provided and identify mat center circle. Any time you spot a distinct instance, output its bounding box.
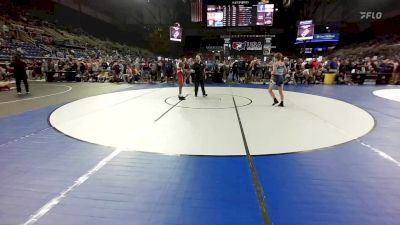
[165,94,252,109]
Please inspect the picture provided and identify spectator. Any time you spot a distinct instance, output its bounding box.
[0,80,11,91]
[223,60,230,83]
[304,60,313,84]
[0,65,7,80]
[33,61,42,80]
[9,54,29,95]
[294,59,305,84]
[344,60,353,85]
[123,65,133,83]
[231,60,239,81]
[393,59,400,85]
[142,60,150,81]
[163,60,174,83]
[377,59,394,84]
[111,61,122,83]
[150,60,158,82]
[132,65,140,83]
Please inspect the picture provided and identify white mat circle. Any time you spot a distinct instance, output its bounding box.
[50,87,374,155]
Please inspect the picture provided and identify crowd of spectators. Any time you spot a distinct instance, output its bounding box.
[278,56,399,85]
[1,56,192,85]
[1,53,399,87]
[190,54,399,86]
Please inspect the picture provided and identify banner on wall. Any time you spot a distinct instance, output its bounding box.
[263,38,272,55]
[228,37,275,55]
[294,33,340,44]
[170,26,182,42]
[231,39,263,52]
[296,20,314,41]
[224,38,231,55]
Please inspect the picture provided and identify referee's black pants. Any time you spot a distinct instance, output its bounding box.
[194,79,206,97]
[16,75,29,93]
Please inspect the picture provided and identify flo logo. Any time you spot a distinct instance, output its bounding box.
[232,42,262,51]
[360,12,383,20]
[232,42,246,51]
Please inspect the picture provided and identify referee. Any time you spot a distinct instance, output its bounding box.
[192,55,207,97]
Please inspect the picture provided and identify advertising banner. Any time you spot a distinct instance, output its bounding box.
[170,26,182,42]
[296,20,314,41]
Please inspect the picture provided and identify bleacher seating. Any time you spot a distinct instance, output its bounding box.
[0,3,153,61]
[1,41,43,58]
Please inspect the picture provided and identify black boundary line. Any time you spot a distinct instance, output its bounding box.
[154,94,189,122]
[232,96,272,225]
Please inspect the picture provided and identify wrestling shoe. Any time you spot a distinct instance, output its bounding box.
[272,98,279,106]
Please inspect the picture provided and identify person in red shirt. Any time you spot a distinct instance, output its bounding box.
[310,59,320,82]
[311,59,320,69]
[177,62,186,100]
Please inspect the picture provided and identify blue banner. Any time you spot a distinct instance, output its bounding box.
[295,33,340,44]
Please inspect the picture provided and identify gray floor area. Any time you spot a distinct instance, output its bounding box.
[0,82,134,117]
